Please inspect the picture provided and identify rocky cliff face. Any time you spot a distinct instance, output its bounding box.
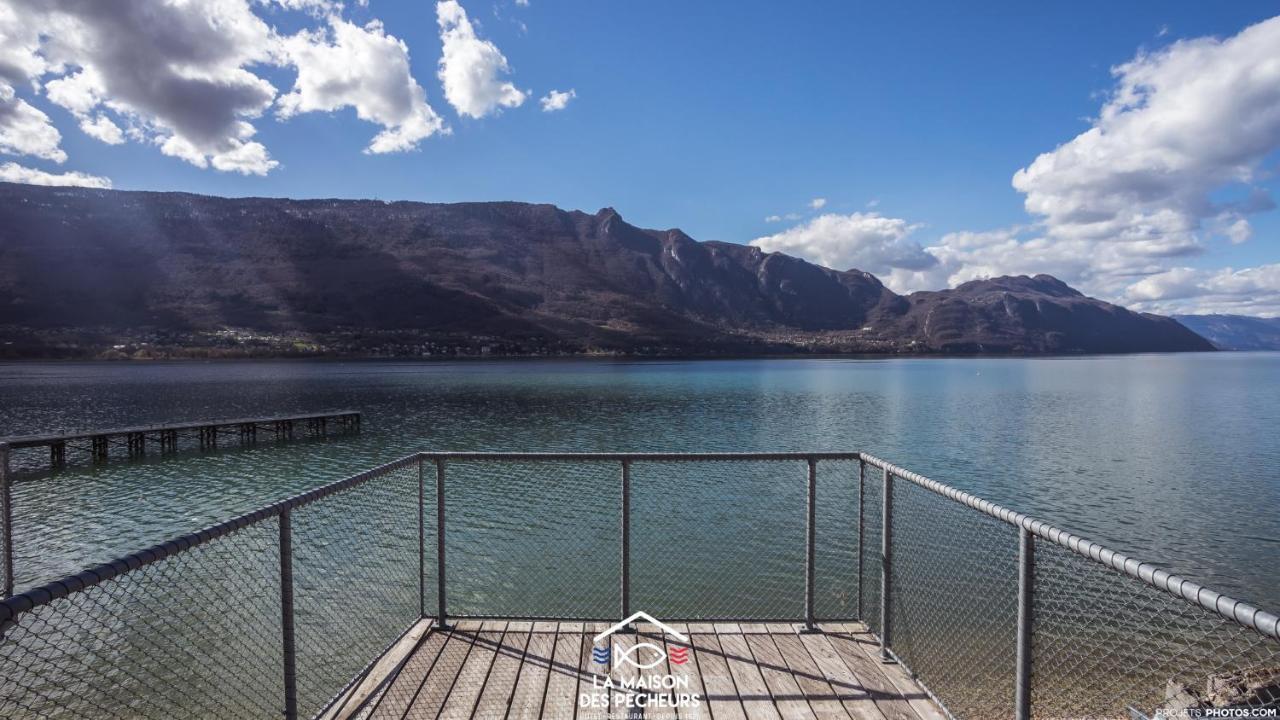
[0,183,1213,357]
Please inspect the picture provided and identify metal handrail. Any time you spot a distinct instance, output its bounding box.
[2,450,1278,720]
[859,452,1280,642]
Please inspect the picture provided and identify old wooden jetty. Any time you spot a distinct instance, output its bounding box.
[0,410,360,471]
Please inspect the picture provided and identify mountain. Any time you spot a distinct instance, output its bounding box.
[1173,315,1280,350]
[0,183,1214,358]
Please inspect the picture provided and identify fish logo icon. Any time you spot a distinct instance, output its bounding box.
[592,611,691,670]
[591,646,610,665]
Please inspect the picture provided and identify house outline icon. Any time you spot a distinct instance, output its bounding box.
[593,611,689,644]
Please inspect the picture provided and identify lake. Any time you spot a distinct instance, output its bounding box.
[1,353,1277,610]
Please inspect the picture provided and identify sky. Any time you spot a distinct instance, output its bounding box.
[1,2,1280,316]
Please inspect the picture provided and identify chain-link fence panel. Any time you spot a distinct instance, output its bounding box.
[859,464,883,635]
[291,459,422,719]
[887,475,1019,719]
[0,519,284,719]
[813,458,860,621]
[1032,539,1280,719]
[443,459,620,619]
[1,446,10,598]
[630,459,807,620]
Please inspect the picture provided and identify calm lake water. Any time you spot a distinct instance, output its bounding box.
[1,353,1278,610]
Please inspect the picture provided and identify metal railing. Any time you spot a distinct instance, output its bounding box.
[1,451,1277,719]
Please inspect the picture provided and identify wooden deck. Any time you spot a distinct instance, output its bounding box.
[327,621,945,720]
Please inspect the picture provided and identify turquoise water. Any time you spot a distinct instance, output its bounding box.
[1,353,1277,608]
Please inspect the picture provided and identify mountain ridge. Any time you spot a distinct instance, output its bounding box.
[0,183,1214,358]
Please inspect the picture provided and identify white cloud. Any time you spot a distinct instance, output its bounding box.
[515,0,529,6]
[1013,16,1280,256]
[867,16,1280,313]
[764,215,782,223]
[809,197,826,210]
[0,161,110,188]
[0,83,66,162]
[539,88,575,112]
[279,17,448,154]
[0,0,449,174]
[1124,264,1280,316]
[78,114,124,145]
[436,0,527,119]
[750,212,937,278]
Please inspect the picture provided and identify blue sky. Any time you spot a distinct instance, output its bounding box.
[2,1,1279,314]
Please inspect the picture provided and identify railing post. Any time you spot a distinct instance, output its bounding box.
[856,458,865,622]
[620,459,631,621]
[880,467,893,662]
[804,457,817,631]
[435,458,449,629]
[1015,525,1035,720]
[279,509,298,720]
[418,456,426,619]
[1,443,13,598]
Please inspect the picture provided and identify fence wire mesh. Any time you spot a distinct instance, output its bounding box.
[813,458,860,621]
[291,460,422,719]
[887,476,1019,719]
[1033,540,1280,719]
[631,459,808,620]
[443,459,620,619]
[859,463,883,637]
[0,519,283,719]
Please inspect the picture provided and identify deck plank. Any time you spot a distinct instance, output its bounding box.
[471,626,531,720]
[767,633,855,720]
[439,625,507,720]
[579,623,611,720]
[824,626,946,720]
[795,633,893,720]
[507,628,557,720]
[811,632,917,720]
[743,633,819,720]
[367,628,454,720]
[401,622,484,720]
[541,624,585,720]
[689,631,748,720]
[717,626,783,720]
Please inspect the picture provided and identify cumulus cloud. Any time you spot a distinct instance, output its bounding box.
[809,197,826,210]
[1013,16,1280,255]
[7,0,282,174]
[0,84,65,162]
[0,161,110,188]
[0,0,450,174]
[437,0,527,118]
[1124,264,1280,316]
[750,212,937,278]
[539,88,575,112]
[279,17,448,153]
[855,16,1280,313]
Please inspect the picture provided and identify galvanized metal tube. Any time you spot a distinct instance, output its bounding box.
[435,458,448,629]
[857,458,865,621]
[804,458,817,631]
[279,510,298,720]
[620,459,631,620]
[418,457,426,619]
[1015,526,1035,720]
[1,443,12,598]
[880,467,893,661]
[858,451,1280,642]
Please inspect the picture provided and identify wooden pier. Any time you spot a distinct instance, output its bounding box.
[0,410,360,471]
[325,620,944,720]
